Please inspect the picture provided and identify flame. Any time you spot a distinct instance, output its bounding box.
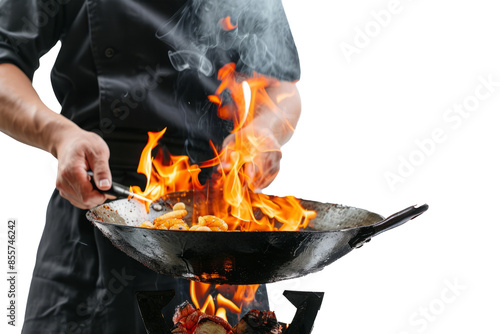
[219,16,238,31]
[217,294,241,314]
[190,281,259,321]
[130,130,204,209]
[131,62,316,229]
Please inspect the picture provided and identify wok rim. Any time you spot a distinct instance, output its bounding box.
[86,199,385,234]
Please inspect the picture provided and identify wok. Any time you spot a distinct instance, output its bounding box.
[86,191,428,284]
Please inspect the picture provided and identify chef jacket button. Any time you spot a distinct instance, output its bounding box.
[112,108,124,118]
[104,48,115,58]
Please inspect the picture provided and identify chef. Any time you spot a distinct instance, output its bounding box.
[0,0,301,332]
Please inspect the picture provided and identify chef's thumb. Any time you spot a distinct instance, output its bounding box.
[88,155,112,191]
[92,165,112,191]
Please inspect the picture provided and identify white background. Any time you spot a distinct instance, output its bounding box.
[1,0,499,333]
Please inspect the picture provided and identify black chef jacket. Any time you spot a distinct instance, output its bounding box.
[0,0,300,333]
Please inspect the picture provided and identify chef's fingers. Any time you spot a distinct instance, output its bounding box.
[57,167,106,209]
[59,189,106,210]
[217,140,236,175]
[86,141,112,191]
[246,149,282,191]
[217,160,234,175]
[221,132,234,148]
[220,130,282,190]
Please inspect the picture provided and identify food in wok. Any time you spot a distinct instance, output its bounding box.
[140,201,229,232]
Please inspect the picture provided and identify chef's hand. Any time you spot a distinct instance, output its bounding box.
[54,129,113,209]
[219,81,301,192]
[0,64,112,209]
[220,127,282,192]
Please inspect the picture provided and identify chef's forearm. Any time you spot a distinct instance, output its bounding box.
[0,63,78,157]
[258,81,301,146]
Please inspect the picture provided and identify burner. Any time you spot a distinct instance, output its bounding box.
[136,290,324,334]
[282,291,324,334]
[136,290,176,334]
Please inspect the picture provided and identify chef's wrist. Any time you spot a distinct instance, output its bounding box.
[46,116,83,158]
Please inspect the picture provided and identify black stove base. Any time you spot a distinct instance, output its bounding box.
[136,289,324,334]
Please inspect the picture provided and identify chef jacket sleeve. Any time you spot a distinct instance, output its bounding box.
[0,0,65,80]
[235,0,300,82]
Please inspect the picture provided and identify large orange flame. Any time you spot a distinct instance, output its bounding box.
[131,63,316,230]
[130,129,204,202]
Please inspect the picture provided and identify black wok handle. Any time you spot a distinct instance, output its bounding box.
[349,204,429,248]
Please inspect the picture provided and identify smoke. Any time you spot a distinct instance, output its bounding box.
[154,0,299,167]
[155,0,299,80]
[168,50,214,76]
